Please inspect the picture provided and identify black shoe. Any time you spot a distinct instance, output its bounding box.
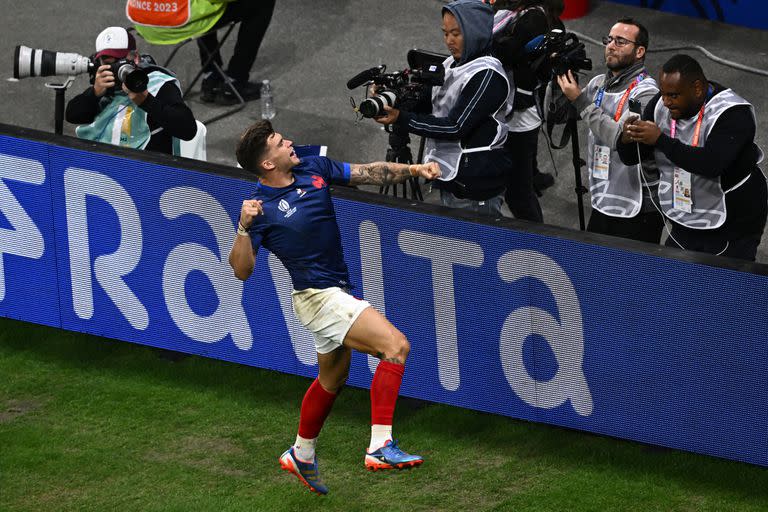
[201,75,223,103]
[532,171,555,193]
[218,79,261,105]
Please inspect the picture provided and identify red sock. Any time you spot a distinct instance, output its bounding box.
[370,361,405,425]
[298,378,338,439]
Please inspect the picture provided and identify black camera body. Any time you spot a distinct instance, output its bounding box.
[529,29,592,80]
[348,49,447,118]
[98,58,149,94]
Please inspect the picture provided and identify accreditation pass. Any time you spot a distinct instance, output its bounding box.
[673,167,693,213]
[592,145,610,180]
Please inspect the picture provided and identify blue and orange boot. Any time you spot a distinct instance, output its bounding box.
[279,447,329,495]
[364,439,424,471]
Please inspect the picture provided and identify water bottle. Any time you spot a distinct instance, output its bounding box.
[260,79,275,120]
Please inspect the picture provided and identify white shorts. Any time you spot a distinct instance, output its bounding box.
[291,287,371,354]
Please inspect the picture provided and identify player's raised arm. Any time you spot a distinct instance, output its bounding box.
[229,199,263,281]
[348,161,441,186]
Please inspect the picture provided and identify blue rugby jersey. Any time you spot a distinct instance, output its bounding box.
[247,156,352,290]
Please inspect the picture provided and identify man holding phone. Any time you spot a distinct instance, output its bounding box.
[557,17,663,243]
[617,54,766,261]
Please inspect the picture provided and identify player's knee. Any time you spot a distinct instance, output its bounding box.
[398,334,411,361]
[381,332,410,364]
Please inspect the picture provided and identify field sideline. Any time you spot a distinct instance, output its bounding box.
[2,317,768,511]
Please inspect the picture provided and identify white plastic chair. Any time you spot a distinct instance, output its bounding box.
[178,120,207,161]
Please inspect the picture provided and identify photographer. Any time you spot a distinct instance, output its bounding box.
[491,0,565,221]
[618,54,767,261]
[66,27,197,155]
[373,0,513,217]
[556,17,663,243]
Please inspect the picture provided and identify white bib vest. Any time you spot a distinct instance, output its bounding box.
[655,89,761,229]
[585,72,659,218]
[422,56,511,181]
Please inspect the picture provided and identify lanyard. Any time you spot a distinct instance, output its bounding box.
[492,11,516,33]
[670,103,706,147]
[595,73,647,121]
[670,85,713,147]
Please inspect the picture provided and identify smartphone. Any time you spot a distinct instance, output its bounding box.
[628,98,642,116]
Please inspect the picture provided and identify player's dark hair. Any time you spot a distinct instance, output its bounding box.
[616,16,649,50]
[662,54,706,84]
[236,120,274,176]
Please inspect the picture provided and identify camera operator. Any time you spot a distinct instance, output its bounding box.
[373,0,513,217]
[556,17,663,243]
[618,54,767,261]
[491,0,565,221]
[65,27,197,156]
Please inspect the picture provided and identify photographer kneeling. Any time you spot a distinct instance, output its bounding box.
[66,27,197,156]
[373,0,513,217]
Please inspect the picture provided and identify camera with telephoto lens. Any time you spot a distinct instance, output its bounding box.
[528,29,592,80]
[347,49,447,118]
[13,45,149,93]
[14,45,94,79]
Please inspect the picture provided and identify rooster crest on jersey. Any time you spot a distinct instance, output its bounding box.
[312,175,326,189]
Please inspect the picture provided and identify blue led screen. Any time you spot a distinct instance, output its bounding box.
[1,129,767,466]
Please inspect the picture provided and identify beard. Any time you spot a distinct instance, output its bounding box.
[605,52,634,73]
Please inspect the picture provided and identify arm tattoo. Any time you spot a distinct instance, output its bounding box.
[349,162,410,186]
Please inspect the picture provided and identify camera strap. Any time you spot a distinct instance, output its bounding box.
[542,79,575,149]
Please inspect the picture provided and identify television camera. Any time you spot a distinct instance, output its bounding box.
[346,49,448,200]
[347,48,446,118]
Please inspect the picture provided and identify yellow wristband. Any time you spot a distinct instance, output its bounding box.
[237,223,250,237]
[409,164,419,177]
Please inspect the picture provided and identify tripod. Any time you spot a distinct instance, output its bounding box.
[379,123,424,200]
[545,104,588,230]
[566,115,588,231]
